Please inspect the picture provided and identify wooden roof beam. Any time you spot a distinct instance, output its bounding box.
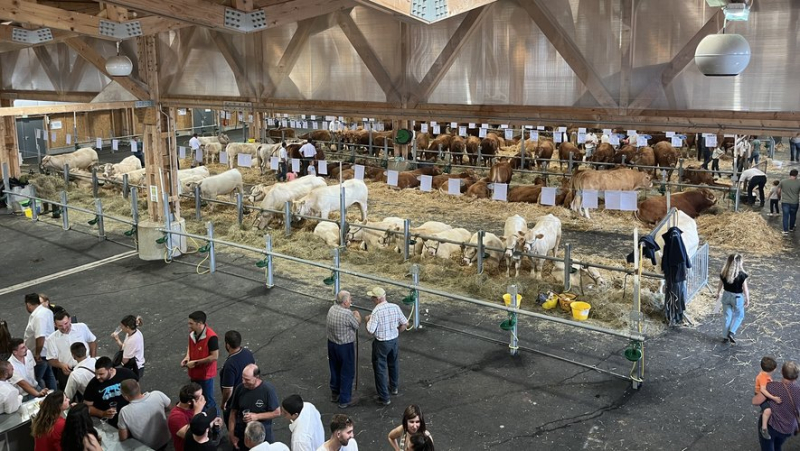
[209,30,255,99]
[516,0,618,110]
[32,47,63,94]
[64,37,150,100]
[337,10,400,103]
[265,17,317,98]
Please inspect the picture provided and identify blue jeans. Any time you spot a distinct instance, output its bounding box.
[372,338,399,402]
[722,291,745,336]
[34,359,57,391]
[193,378,217,412]
[758,414,793,451]
[790,141,799,162]
[782,203,798,232]
[328,341,356,404]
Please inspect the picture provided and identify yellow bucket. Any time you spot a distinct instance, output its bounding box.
[23,208,32,218]
[247,138,256,143]
[570,301,591,321]
[542,296,558,310]
[503,293,522,307]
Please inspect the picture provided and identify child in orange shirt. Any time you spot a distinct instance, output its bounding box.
[754,356,782,439]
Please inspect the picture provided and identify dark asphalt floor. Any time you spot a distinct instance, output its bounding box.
[1,203,798,450]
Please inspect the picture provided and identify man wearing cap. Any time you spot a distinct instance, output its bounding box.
[364,287,408,406]
[185,413,221,451]
[326,291,361,408]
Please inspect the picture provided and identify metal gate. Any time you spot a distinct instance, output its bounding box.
[686,242,710,303]
[15,117,45,163]
[192,109,216,135]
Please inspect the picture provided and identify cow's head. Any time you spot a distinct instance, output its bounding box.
[461,246,477,266]
[700,188,717,207]
[639,172,653,189]
[102,163,114,179]
[424,240,440,257]
[523,233,545,254]
[249,185,268,203]
[378,226,399,247]
[292,199,308,222]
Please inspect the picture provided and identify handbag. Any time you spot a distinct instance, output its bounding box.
[112,350,140,378]
[784,383,800,435]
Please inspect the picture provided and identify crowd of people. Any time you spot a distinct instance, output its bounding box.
[0,287,434,451]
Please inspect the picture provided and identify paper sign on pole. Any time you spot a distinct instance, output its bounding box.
[537,125,545,130]
[530,131,539,141]
[540,187,557,206]
[432,125,440,135]
[578,128,587,133]
[238,113,244,121]
[318,160,328,175]
[450,122,457,128]
[281,120,288,128]
[447,178,461,196]
[492,183,508,201]
[605,190,621,210]
[179,146,186,159]
[354,165,365,180]
[665,131,675,137]
[627,130,637,136]
[291,158,300,173]
[219,151,228,164]
[66,134,71,145]
[620,191,638,211]
[312,121,318,129]
[554,133,562,143]
[581,189,599,209]
[479,128,487,138]
[387,170,399,186]
[420,175,432,192]
[36,129,41,139]
[558,126,567,132]
[421,123,428,133]
[195,149,203,162]
[96,138,103,149]
[322,121,328,130]
[469,123,476,128]
[577,132,586,144]
[602,128,612,135]
[238,154,252,168]
[671,137,683,147]
[481,123,489,129]
[178,109,187,116]
[610,135,620,146]
[501,124,509,129]
[249,115,254,123]
[705,135,718,147]
[270,157,279,170]
[131,140,138,153]
[459,126,467,137]
[430,121,437,126]
[504,129,513,140]
[226,112,232,120]
[637,136,648,147]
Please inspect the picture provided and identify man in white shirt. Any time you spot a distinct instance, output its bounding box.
[64,342,96,402]
[190,134,202,167]
[7,339,47,399]
[45,310,97,390]
[118,379,172,450]
[0,362,22,414]
[299,139,317,176]
[365,287,408,406]
[245,421,290,451]
[584,131,598,158]
[281,394,325,451]
[278,141,288,181]
[739,167,768,207]
[23,293,56,390]
[317,414,358,451]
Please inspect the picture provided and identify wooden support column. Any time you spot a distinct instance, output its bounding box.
[251,111,264,142]
[0,99,21,178]
[136,35,179,222]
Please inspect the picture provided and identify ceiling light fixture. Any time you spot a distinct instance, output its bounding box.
[106,41,133,77]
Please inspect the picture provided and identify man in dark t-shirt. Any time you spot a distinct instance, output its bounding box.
[228,364,280,450]
[220,331,255,425]
[83,356,138,428]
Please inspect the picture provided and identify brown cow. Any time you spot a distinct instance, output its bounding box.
[465,180,490,198]
[612,145,637,166]
[411,165,443,176]
[570,168,653,218]
[535,140,555,171]
[558,142,584,171]
[489,161,513,184]
[465,136,481,166]
[653,141,680,181]
[451,136,466,165]
[631,146,656,176]
[268,128,296,139]
[299,130,332,142]
[328,163,352,179]
[588,143,615,167]
[415,132,431,155]
[681,165,717,186]
[426,134,453,161]
[479,133,501,166]
[508,185,543,203]
[431,173,475,191]
[636,189,718,224]
[374,170,420,189]
[288,143,303,160]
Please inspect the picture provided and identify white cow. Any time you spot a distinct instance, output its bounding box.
[102,155,142,178]
[109,168,147,188]
[423,228,471,260]
[314,222,341,247]
[503,214,528,277]
[346,217,404,251]
[192,169,243,211]
[651,210,700,267]
[394,221,453,255]
[178,167,211,194]
[202,142,225,165]
[294,179,368,222]
[522,214,562,278]
[550,261,606,288]
[257,143,281,175]
[462,232,505,270]
[41,148,99,172]
[226,143,263,169]
[256,176,327,229]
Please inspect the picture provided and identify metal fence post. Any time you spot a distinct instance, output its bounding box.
[236,192,243,226]
[734,184,740,212]
[265,234,274,288]
[30,186,38,221]
[368,128,373,157]
[60,191,69,230]
[412,138,417,161]
[666,190,671,212]
[333,247,341,296]
[130,187,139,227]
[412,264,421,329]
[677,158,684,191]
[508,284,519,356]
[403,219,411,261]
[63,164,70,189]
[122,174,129,199]
[95,198,105,240]
[477,230,485,275]
[195,185,202,221]
[1,163,10,205]
[207,221,216,273]
[563,243,572,292]
[163,193,173,261]
[284,201,292,236]
[91,167,99,198]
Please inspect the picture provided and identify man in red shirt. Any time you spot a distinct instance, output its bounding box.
[180,311,219,411]
[168,383,206,451]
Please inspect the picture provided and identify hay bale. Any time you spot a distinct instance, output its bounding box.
[695,211,783,255]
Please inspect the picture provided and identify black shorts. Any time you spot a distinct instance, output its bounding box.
[760,400,771,411]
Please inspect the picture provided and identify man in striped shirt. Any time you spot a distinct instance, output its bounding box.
[365,287,408,406]
[327,291,361,409]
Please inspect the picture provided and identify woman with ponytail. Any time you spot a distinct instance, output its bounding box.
[716,253,750,344]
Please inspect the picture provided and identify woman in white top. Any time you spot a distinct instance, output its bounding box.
[112,315,145,377]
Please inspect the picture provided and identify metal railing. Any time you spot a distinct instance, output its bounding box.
[687,242,710,303]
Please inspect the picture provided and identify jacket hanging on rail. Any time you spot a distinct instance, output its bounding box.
[661,226,692,326]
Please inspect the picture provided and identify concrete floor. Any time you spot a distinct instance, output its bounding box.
[1,206,798,450]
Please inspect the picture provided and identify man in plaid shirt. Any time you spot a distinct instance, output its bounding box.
[327,291,361,409]
[365,287,408,406]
